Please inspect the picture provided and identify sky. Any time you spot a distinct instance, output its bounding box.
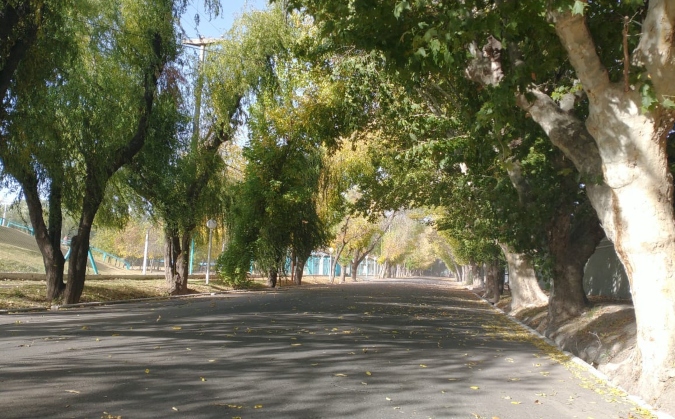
[180,0,269,40]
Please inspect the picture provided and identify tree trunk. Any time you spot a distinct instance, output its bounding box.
[339,263,347,283]
[482,260,501,304]
[165,232,190,296]
[21,174,66,301]
[64,207,96,305]
[546,208,604,328]
[514,6,675,399]
[294,257,306,285]
[267,267,277,288]
[499,243,547,311]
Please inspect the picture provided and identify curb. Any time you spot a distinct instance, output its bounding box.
[469,288,674,419]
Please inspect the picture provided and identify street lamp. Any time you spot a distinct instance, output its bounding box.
[328,247,334,283]
[206,219,217,284]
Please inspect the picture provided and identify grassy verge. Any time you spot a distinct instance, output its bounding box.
[0,278,240,311]
[0,275,338,311]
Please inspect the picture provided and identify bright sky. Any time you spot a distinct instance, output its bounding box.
[180,0,269,39]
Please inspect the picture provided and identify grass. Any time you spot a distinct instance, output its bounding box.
[0,275,335,311]
[0,278,234,310]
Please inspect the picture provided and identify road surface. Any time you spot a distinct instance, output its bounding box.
[0,278,647,418]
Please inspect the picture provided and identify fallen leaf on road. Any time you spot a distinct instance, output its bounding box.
[511,401,521,405]
[172,326,182,330]
[420,364,427,368]
[65,390,80,394]
[334,373,347,377]
[470,386,479,390]
[172,407,178,411]
[365,371,372,376]
[386,397,391,401]
[200,377,207,381]
[145,369,150,374]
[254,405,263,409]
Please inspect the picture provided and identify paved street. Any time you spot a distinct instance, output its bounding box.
[0,279,646,418]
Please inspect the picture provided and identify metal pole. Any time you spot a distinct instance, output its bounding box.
[2,204,6,226]
[142,230,149,275]
[206,227,213,284]
[189,237,195,275]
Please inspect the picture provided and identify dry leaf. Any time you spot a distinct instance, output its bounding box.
[420,364,427,368]
[365,371,372,376]
[171,407,178,411]
[172,326,182,330]
[470,386,479,390]
[254,405,263,409]
[200,377,207,381]
[65,390,80,394]
[511,401,521,405]
[145,369,150,374]
[385,397,391,401]
[334,373,347,377]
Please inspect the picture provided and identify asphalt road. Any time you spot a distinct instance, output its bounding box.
[0,278,646,419]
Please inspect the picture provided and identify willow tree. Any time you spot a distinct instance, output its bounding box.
[1,0,179,303]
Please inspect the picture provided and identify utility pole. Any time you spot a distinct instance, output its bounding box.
[181,37,219,150]
[182,37,219,277]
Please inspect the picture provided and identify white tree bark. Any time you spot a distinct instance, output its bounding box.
[466,1,675,400]
[544,6,675,400]
[499,243,547,312]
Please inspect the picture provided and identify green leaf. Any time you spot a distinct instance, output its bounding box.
[571,1,588,15]
[394,1,410,18]
[661,98,675,109]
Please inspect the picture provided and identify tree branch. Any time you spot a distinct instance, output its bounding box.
[550,10,610,102]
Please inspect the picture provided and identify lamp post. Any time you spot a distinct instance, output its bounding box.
[328,247,334,283]
[206,219,217,284]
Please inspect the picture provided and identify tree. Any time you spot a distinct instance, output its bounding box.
[1,0,179,303]
[283,0,675,400]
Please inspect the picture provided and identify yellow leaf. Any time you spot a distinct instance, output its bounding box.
[254,405,263,409]
[420,364,427,368]
[145,369,150,374]
[200,377,207,381]
[365,371,372,376]
[385,397,391,401]
[81,326,89,330]
[335,373,347,377]
[511,401,521,405]
[65,390,80,394]
[172,407,178,411]
[172,326,182,330]
[291,343,302,347]
[470,386,479,390]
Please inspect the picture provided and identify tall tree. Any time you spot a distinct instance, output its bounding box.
[1,0,179,303]
[283,0,675,400]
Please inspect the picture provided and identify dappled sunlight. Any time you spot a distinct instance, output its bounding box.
[0,283,651,418]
